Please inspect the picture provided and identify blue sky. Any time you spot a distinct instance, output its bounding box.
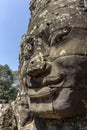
[0,0,30,71]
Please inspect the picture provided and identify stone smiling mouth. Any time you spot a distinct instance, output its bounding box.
[28,54,87,98]
[28,74,65,98]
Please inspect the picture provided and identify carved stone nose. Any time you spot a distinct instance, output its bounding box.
[27,53,51,77]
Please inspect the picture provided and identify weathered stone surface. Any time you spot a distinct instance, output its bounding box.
[16,0,87,129]
[0,101,18,130]
[1,0,87,129]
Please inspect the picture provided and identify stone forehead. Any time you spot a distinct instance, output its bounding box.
[30,0,86,15]
[29,0,87,36]
[30,0,80,8]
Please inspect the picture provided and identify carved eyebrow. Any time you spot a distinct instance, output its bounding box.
[49,26,71,36]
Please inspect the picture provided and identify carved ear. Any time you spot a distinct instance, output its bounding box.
[84,0,87,8]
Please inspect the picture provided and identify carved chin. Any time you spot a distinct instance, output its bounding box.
[29,87,87,118]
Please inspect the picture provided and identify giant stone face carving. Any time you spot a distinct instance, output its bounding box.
[19,0,87,129]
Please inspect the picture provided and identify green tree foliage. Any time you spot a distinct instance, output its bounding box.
[12,70,19,87]
[0,64,17,102]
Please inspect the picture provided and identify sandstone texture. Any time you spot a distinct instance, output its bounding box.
[1,0,87,130]
[0,101,17,130]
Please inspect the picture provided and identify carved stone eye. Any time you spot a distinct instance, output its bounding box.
[51,27,71,46]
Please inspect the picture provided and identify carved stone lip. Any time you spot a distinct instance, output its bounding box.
[28,74,65,98]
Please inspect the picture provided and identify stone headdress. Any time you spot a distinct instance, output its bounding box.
[28,0,87,36]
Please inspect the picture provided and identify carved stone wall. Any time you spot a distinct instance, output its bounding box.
[17,0,87,130]
[0,101,17,130]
